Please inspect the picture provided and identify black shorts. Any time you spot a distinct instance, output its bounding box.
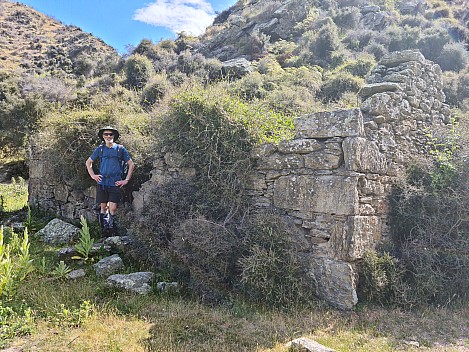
[96,185,122,204]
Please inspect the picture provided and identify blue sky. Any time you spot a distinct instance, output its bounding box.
[18,0,237,54]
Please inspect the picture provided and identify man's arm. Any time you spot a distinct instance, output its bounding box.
[86,157,102,183]
[115,159,134,188]
[125,159,135,181]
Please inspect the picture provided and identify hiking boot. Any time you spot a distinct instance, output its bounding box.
[102,212,113,237]
[108,214,119,236]
[97,213,108,237]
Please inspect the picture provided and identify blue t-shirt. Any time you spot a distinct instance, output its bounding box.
[90,144,131,187]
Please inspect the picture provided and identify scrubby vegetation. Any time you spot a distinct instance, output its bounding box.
[2,0,469,349]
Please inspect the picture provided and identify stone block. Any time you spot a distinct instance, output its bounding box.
[54,184,69,203]
[294,109,364,138]
[379,50,425,67]
[29,162,44,179]
[330,215,382,260]
[310,257,358,310]
[36,218,80,245]
[277,138,322,154]
[359,82,402,99]
[245,172,267,190]
[273,175,359,215]
[343,137,387,174]
[251,143,277,158]
[257,153,304,170]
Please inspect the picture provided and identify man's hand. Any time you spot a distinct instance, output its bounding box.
[115,179,129,188]
[92,174,102,183]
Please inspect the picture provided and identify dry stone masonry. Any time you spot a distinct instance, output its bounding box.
[243,50,450,309]
[28,50,451,309]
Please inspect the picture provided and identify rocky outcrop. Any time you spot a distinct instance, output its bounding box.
[198,0,314,61]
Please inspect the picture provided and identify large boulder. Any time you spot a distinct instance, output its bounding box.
[36,218,80,245]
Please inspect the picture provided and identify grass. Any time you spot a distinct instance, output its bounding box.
[1,181,469,351]
[0,177,28,213]
[6,256,469,352]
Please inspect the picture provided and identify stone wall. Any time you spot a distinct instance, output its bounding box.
[28,50,451,309]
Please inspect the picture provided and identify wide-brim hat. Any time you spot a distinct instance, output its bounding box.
[98,126,120,141]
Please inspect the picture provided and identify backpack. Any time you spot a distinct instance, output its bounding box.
[98,144,128,181]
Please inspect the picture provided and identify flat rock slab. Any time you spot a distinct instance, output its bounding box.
[106,272,155,295]
[92,254,124,277]
[286,338,336,352]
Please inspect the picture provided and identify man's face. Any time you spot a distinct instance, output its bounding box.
[102,130,114,142]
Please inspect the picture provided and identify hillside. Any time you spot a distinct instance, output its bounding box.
[199,0,469,61]
[0,0,118,77]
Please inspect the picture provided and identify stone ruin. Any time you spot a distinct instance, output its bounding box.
[28,50,451,309]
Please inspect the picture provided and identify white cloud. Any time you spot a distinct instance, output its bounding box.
[133,0,215,36]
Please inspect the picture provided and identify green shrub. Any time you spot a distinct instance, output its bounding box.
[296,20,342,67]
[344,29,376,50]
[442,71,469,107]
[141,74,170,108]
[386,25,420,52]
[170,217,239,302]
[312,21,341,64]
[359,250,409,306]
[417,26,451,61]
[338,54,376,77]
[436,42,469,72]
[364,41,388,60]
[318,72,363,102]
[264,85,318,115]
[124,54,155,89]
[230,72,267,101]
[257,56,283,75]
[157,86,255,220]
[0,301,34,348]
[176,50,206,75]
[389,160,469,305]
[73,54,97,77]
[333,7,361,30]
[268,40,297,67]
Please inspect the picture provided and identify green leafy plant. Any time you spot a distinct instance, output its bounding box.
[0,301,34,348]
[23,203,41,233]
[426,118,460,191]
[52,300,94,327]
[51,260,72,279]
[74,215,95,261]
[0,226,35,299]
[359,250,410,306]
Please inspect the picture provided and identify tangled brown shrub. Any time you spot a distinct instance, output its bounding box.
[237,211,316,308]
[170,217,240,302]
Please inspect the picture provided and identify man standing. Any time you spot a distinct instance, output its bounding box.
[85,126,135,236]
